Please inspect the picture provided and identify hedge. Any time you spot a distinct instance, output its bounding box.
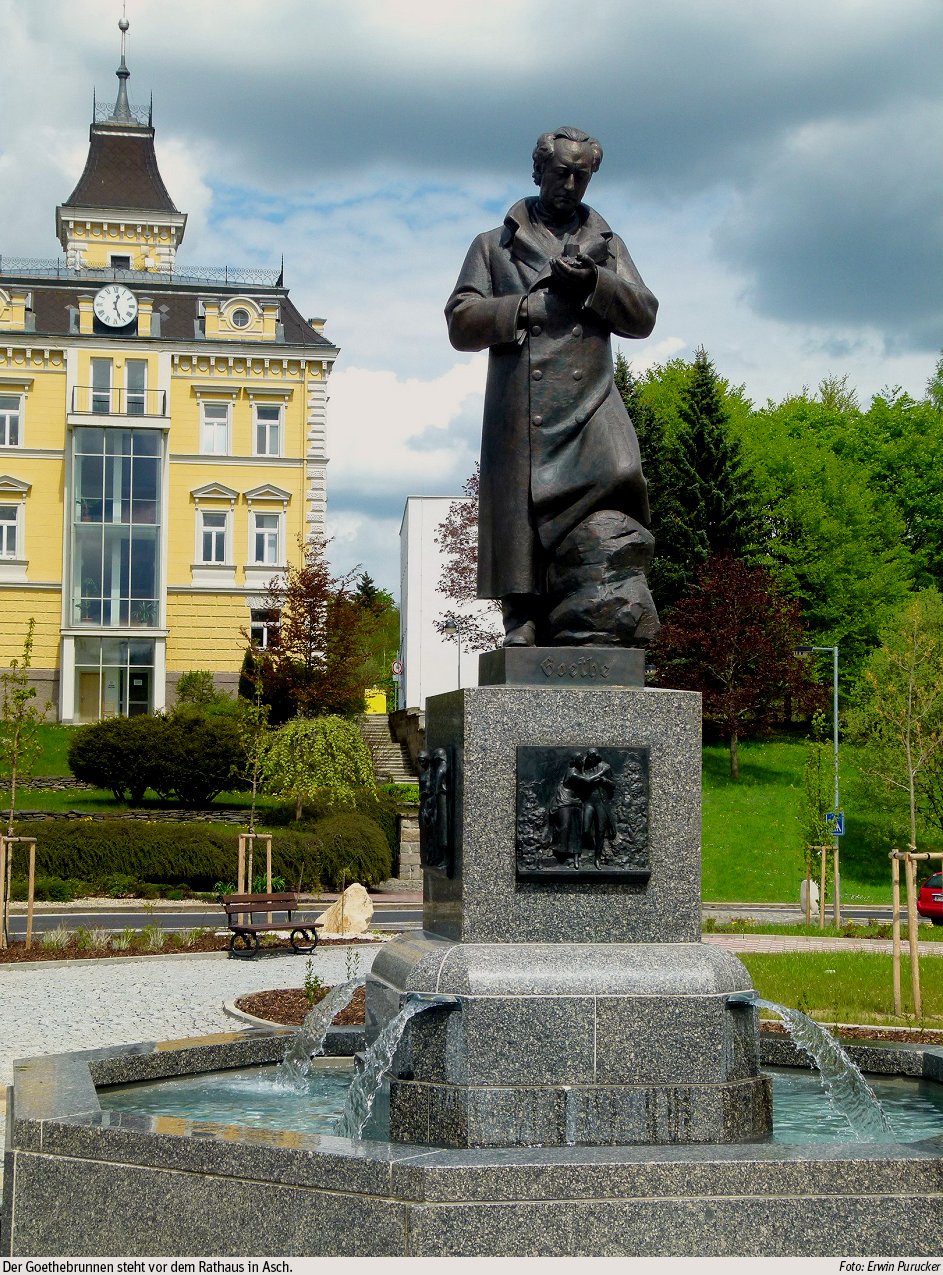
[13,817,390,893]
[309,812,392,889]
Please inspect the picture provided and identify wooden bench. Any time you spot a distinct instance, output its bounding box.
[219,891,322,958]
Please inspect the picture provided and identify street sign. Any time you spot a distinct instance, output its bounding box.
[826,811,845,836]
[391,659,403,677]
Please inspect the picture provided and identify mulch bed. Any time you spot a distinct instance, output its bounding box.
[0,934,378,963]
[0,934,231,962]
[236,985,366,1026]
[761,1021,943,1046]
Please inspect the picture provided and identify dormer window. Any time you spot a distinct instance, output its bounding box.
[231,308,251,329]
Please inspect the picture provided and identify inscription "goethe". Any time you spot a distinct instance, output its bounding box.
[541,656,612,680]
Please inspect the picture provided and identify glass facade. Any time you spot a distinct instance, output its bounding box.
[72,426,161,626]
[74,636,155,720]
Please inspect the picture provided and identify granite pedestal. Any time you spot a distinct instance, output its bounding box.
[367,679,772,1148]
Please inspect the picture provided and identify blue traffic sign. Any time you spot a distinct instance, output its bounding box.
[826,811,845,836]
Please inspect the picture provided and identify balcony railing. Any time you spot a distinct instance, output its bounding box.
[71,386,167,417]
[0,256,282,287]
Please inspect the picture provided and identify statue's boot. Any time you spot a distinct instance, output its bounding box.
[501,596,537,646]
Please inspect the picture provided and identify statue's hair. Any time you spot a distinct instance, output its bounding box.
[532,126,603,184]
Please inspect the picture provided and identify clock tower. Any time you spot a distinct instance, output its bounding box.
[0,17,337,722]
[55,16,186,275]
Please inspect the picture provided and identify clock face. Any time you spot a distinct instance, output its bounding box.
[94,284,138,328]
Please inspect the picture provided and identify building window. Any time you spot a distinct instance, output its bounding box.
[0,504,19,558]
[72,427,161,627]
[110,255,131,270]
[0,395,22,447]
[91,358,113,415]
[252,512,281,565]
[250,607,279,649]
[200,402,230,455]
[74,636,154,721]
[254,404,281,457]
[200,510,228,563]
[126,360,147,416]
[231,307,251,328]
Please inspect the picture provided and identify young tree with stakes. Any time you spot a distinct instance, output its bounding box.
[0,618,49,946]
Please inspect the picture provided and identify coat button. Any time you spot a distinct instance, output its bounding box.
[532,369,543,380]
[575,413,586,425]
[531,323,542,336]
[532,415,543,426]
[572,325,582,337]
[573,369,582,380]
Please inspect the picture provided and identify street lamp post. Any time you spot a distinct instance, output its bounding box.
[796,644,841,923]
[443,617,463,690]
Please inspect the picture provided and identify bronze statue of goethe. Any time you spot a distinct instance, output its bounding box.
[446,126,660,649]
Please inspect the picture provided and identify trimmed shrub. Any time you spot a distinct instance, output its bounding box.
[263,786,400,859]
[310,812,392,889]
[68,710,245,807]
[151,708,245,806]
[13,820,325,892]
[67,716,164,802]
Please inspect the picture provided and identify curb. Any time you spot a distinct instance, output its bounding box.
[223,999,294,1031]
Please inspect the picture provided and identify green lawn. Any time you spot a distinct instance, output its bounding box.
[739,950,943,1027]
[6,725,938,911]
[30,724,81,775]
[701,736,928,906]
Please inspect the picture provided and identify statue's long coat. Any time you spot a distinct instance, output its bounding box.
[445,197,658,600]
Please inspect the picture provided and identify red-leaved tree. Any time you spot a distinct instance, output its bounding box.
[243,536,372,723]
[435,465,502,651]
[652,553,822,778]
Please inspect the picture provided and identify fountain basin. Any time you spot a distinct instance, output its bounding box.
[4,1028,943,1256]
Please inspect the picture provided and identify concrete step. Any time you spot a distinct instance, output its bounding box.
[357,715,417,784]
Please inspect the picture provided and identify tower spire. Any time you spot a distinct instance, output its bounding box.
[110,7,134,124]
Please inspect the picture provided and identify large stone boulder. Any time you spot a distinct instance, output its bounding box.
[315,883,373,936]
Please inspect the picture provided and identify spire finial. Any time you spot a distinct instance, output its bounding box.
[110,5,134,124]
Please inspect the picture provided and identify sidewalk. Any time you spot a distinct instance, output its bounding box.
[704,933,943,956]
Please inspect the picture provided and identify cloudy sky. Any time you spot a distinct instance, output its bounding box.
[2,0,941,593]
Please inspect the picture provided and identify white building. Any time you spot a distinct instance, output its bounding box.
[398,496,497,709]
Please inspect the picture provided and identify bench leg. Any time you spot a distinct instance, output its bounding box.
[229,930,260,958]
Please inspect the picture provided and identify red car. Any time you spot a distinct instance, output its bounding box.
[917,872,943,926]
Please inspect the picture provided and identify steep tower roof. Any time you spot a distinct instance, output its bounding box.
[56,15,186,262]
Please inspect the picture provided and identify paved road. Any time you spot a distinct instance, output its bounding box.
[6,902,421,937]
[6,900,914,938]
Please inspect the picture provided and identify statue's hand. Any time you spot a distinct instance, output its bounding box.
[549,254,596,296]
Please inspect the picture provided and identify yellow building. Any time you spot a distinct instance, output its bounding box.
[0,22,336,722]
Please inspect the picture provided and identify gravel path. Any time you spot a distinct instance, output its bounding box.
[0,944,381,1168]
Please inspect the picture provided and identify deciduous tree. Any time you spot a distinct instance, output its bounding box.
[434,465,502,651]
[652,554,820,779]
[249,536,372,723]
[264,715,375,820]
[848,589,943,852]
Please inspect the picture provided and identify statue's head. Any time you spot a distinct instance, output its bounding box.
[532,126,602,223]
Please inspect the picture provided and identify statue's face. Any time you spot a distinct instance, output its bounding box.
[538,139,594,223]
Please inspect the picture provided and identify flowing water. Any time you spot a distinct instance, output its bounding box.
[753,996,896,1142]
[274,979,363,1092]
[334,997,435,1139]
[96,1064,943,1145]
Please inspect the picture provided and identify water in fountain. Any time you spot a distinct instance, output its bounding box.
[275,979,363,1092]
[336,997,453,1139]
[754,996,896,1142]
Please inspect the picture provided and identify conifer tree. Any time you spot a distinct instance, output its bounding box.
[674,346,762,565]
